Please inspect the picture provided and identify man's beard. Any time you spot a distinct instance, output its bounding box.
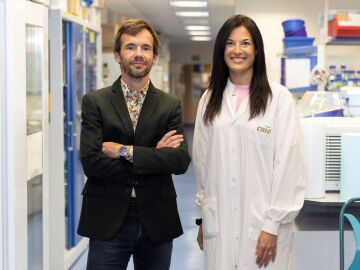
[121,56,152,79]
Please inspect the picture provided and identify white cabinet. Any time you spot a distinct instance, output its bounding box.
[292,195,356,269]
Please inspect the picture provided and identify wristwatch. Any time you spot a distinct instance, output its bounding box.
[118,145,129,157]
[195,218,202,226]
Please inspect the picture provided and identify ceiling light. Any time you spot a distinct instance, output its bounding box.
[182,19,210,25]
[185,25,210,31]
[188,31,212,36]
[175,11,209,17]
[191,36,212,41]
[169,1,208,8]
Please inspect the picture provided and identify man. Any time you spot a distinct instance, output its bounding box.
[77,19,191,270]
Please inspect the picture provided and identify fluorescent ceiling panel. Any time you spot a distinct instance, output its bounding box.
[185,25,211,30]
[175,11,209,17]
[191,36,212,41]
[169,1,208,8]
[188,30,212,35]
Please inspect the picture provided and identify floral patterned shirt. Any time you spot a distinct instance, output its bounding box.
[120,78,150,162]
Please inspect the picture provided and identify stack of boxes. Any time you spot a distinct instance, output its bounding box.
[282,19,316,54]
[66,0,103,26]
[281,19,317,92]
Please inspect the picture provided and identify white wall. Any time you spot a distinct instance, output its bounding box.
[235,0,360,82]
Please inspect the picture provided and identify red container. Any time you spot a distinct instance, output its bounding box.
[328,17,360,37]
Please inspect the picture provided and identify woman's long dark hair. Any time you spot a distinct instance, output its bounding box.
[203,15,272,125]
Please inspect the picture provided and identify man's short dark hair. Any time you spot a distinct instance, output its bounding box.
[114,19,161,56]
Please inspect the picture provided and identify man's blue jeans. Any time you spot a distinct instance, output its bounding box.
[86,199,173,270]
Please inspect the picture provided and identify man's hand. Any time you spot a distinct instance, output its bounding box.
[255,231,277,268]
[156,130,184,149]
[102,142,121,158]
[197,224,203,250]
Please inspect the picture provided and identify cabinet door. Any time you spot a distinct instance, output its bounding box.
[86,29,97,93]
[63,21,86,248]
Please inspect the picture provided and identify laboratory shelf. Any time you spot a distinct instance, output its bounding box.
[327,37,360,46]
[288,85,317,94]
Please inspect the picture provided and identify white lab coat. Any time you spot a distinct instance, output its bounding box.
[193,80,306,270]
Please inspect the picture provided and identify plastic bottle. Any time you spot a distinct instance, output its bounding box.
[327,65,337,91]
[340,65,347,87]
[347,78,357,87]
[347,70,356,87]
[344,70,351,86]
[333,73,342,91]
[329,65,336,78]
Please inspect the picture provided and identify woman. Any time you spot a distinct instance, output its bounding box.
[192,15,306,270]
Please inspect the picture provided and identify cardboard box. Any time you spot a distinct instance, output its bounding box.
[97,0,105,9]
[102,24,119,52]
[335,13,349,21]
[67,0,81,16]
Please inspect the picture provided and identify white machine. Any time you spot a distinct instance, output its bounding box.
[340,86,360,117]
[301,117,360,198]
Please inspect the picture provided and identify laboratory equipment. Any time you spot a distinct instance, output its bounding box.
[300,117,360,192]
[298,90,344,117]
[340,86,360,116]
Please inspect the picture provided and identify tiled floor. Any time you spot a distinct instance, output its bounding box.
[71,126,205,269]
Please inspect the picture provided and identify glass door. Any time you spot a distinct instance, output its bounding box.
[25,2,49,269]
[26,24,44,270]
[63,21,86,248]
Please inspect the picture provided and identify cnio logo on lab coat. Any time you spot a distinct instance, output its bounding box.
[257,125,271,134]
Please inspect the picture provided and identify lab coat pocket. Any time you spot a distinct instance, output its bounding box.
[202,197,219,238]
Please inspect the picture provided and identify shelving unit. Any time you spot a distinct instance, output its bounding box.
[49,8,102,270]
[327,37,360,45]
[317,0,360,80]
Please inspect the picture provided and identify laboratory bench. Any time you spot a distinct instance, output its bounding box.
[291,192,357,270]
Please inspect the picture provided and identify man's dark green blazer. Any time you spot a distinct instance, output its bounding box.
[77,77,191,241]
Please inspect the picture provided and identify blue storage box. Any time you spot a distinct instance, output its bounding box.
[283,45,317,55]
[285,27,307,37]
[282,19,305,33]
[283,37,315,48]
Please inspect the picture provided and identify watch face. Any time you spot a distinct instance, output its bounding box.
[119,145,128,156]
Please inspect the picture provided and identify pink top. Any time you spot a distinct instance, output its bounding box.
[232,84,250,111]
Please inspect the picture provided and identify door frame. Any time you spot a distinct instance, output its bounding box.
[3,1,49,269]
[0,0,5,268]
